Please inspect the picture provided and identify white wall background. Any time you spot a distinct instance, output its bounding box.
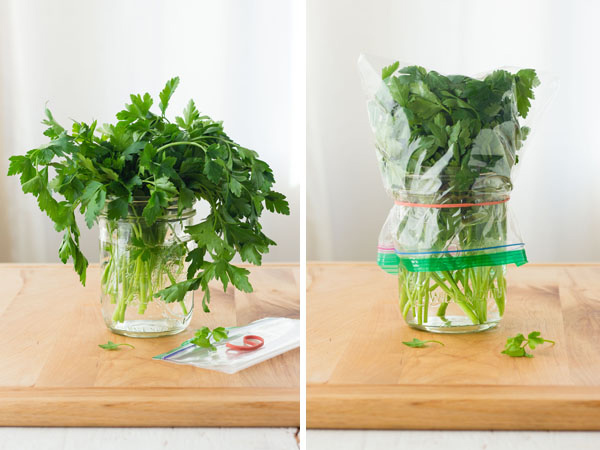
[308,0,600,262]
[0,0,301,263]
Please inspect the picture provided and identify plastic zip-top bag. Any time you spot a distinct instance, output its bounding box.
[153,317,299,374]
[358,54,556,331]
[359,55,545,272]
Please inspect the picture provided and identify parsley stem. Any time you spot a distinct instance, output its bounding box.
[402,265,508,329]
[156,141,208,153]
[119,343,135,349]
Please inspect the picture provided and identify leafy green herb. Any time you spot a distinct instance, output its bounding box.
[501,331,555,358]
[8,77,289,310]
[402,338,445,348]
[380,64,539,185]
[99,341,135,350]
[190,326,229,351]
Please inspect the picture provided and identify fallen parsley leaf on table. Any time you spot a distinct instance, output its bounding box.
[501,331,555,358]
[191,326,229,351]
[402,338,445,348]
[99,341,135,350]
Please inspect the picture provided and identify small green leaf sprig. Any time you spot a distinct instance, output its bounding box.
[401,331,555,358]
[99,341,135,351]
[501,331,555,358]
[402,338,444,348]
[7,77,290,311]
[191,326,229,351]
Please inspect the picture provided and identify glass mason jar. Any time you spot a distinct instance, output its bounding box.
[399,264,506,333]
[99,199,194,338]
[395,176,511,333]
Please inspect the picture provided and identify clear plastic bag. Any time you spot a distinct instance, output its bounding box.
[358,54,555,332]
[153,317,299,374]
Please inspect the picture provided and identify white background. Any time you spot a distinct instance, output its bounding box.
[0,0,301,264]
[308,0,600,262]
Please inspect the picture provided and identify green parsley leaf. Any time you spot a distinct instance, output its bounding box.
[402,338,445,348]
[155,278,200,304]
[515,69,540,118]
[81,181,106,228]
[501,331,554,358]
[129,92,153,119]
[122,141,146,161]
[227,264,253,293]
[265,191,291,215]
[142,189,167,226]
[382,61,399,79]
[158,76,180,115]
[204,159,223,183]
[229,177,243,197]
[106,197,130,220]
[190,326,230,351]
[177,99,200,129]
[212,327,228,342]
[99,341,135,350]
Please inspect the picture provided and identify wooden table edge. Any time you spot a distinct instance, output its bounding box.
[0,387,299,427]
[307,384,600,430]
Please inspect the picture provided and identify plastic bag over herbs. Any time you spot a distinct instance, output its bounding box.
[358,55,549,275]
[358,55,556,332]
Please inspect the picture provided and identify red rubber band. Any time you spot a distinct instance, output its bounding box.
[226,335,264,351]
[394,197,509,208]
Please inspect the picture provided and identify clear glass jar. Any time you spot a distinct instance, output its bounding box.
[99,199,194,338]
[395,176,511,333]
[399,265,506,333]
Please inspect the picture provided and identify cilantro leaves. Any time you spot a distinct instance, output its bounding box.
[501,331,555,358]
[8,77,289,307]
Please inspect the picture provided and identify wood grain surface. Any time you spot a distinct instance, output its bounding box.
[307,263,600,430]
[0,264,299,427]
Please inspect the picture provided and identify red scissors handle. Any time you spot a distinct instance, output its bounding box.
[226,335,264,351]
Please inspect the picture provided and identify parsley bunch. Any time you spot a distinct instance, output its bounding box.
[8,77,289,311]
[370,63,540,328]
[381,63,539,188]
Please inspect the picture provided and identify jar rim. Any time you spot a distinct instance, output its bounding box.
[100,196,196,221]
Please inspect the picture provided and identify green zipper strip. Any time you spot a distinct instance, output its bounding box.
[377,252,401,274]
[378,249,527,274]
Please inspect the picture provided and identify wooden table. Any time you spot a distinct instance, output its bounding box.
[0,264,299,427]
[307,263,600,430]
